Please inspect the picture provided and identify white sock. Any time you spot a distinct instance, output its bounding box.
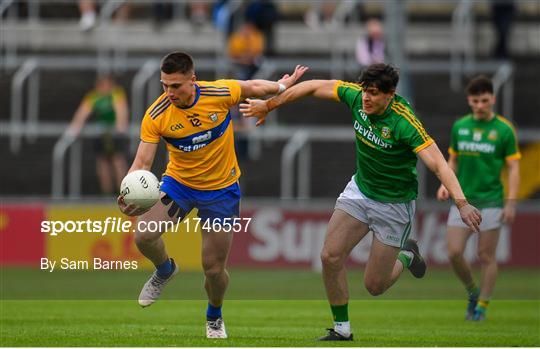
[401,250,414,266]
[334,321,351,337]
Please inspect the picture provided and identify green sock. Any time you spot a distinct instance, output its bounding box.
[466,284,479,298]
[477,299,489,312]
[330,303,349,322]
[397,251,412,268]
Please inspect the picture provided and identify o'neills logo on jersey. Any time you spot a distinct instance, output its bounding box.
[457,141,495,154]
[353,120,392,149]
[359,110,368,121]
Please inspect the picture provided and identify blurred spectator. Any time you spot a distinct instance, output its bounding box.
[227,21,265,80]
[245,0,279,56]
[492,0,516,59]
[227,17,266,160]
[305,2,336,29]
[78,0,96,31]
[67,75,129,195]
[78,0,130,31]
[355,18,385,67]
[212,0,247,39]
[189,2,210,27]
[152,2,173,29]
[212,0,235,37]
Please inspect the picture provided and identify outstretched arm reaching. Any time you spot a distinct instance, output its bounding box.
[238,65,309,100]
[240,79,338,126]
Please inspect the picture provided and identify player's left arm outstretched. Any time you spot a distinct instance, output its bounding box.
[417,143,482,232]
[237,65,309,100]
[240,79,337,125]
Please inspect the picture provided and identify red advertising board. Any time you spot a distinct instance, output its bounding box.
[0,204,45,266]
[0,203,538,268]
[230,206,540,268]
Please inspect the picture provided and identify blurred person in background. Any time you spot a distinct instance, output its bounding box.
[245,0,279,56]
[240,63,482,341]
[189,1,210,27]
[355,18,385,67]
[67,74,129,195]
[78,0,130,31]
[227,19,266,161]
[117,51,307,339]
[437,76,520,321]
[491,0,516,59]
[152,2,173,30]
[227,20,265,80]
[78,0,97,31]
[305,1,337,29]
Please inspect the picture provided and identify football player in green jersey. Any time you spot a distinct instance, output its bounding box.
[240,63,482,341]
[437,76,521,321]
[67,74,129,194]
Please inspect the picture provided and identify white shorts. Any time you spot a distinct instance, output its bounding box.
[334,176,415,248]
[447,206,503,231]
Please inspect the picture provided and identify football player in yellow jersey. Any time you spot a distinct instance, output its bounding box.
[117,51,307,339]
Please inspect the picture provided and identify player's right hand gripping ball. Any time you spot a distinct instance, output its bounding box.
[120,170,160,210]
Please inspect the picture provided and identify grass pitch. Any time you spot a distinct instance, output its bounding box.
[1,268,539,346]
[1,300,538,346]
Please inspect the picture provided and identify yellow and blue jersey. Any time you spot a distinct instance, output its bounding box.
[141,79,242,190]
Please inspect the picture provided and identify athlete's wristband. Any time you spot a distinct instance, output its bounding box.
[266,98,278,112]
[455,199,469,209]
[277,83,286,95]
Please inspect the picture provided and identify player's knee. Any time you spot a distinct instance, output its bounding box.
[320,249,343,270]
[477,250,495,265]
[202,260,225,279]
[447,247,463,261]
[134,231,157,246]
[364,278,386,296]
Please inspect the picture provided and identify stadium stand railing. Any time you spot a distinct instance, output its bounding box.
[1,0,539,202]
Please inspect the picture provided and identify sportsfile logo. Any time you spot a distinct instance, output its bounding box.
[40,217,252,236]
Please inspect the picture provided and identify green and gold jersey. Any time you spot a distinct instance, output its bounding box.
[449,114,520,208]
[334,81,434,203]
[83,87,126,126]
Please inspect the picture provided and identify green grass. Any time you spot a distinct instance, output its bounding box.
[1,300,538,346]
[1,268,539,346]
[1,268,539,300]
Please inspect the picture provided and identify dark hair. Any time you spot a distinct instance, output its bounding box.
[357,63,399,93]
[96,73,114,83]
[466,75,493,95]
[160,51,194,75]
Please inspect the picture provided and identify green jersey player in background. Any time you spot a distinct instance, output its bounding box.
[437,76,521,321]
[240,63,482,341]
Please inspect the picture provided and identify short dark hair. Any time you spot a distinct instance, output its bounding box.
[466,75,493,95]
[160,51,194,75]
[358,63,399,93]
